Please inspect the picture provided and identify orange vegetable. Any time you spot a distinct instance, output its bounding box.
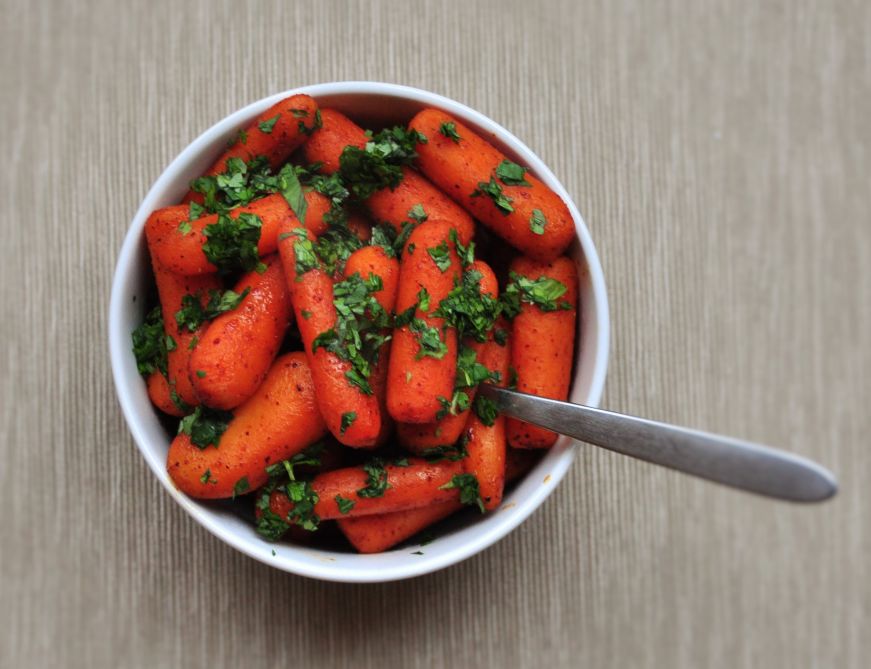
[277,226,383,448]
[396,260,500,452]
[166,352,327,499]
[386,220,460,423]
[147,194,294,276]
[149,251,222,408]
[270,458,464,521]
[184,94,319,203]
[461,318,510,510]
[301,109,474,244]
[504,447,543,482]
[506,256,578,448]
[338,501,462,554]
[409,108,575,262]
[146,371,184,417]
[188,256,293,409]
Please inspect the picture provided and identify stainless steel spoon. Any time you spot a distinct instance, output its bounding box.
[477,384,837,502]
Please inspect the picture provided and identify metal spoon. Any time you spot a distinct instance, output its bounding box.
[477,385,837,502]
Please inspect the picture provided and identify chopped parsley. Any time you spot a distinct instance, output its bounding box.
[284,480,320,530]
[187,201,205,221]
[177,221,192,235]
[334,495,355,514]
[265,441,325,481]
[435,269,501,342]
[408,204,428,224]
[494,327,509,346]
[314,223,363,275]
[254,499,290,541]
[501,272,572,317]
[199,469,215,485]
[421,439,470,462]
[340,412,357,435]
[298,108,322,136]
[393,457,410,467]
[131,306,169,376]
[289,228,320,277]
[471,176,513,215]
[409,318,448,360]
[473,395,499,426]
[427,241,452,272]
[357,458,390,498]
[438,121,461,143]
[178,406,233,449]
[455,346,495,388]
[311,273,392,394]
[436,391,471,419]
[257,114,280,134]
[202,212,263,274]
[529,208,547,235]
[495,159,531,186]
[439,473,485,513]
[417,287,431,313]
[232,476,250,499]
[451,229,475,267]
[338,126,427,199]
[195,370,207,378]
[190,156,273,214]
[175,287,251,332]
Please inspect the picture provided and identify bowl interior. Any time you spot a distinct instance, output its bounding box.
[110,82,609,582]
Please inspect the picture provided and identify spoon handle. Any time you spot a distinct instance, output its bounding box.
[478,385,837,502]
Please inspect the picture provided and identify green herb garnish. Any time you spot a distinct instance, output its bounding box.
[439,473,485,512]
[438,122,461,143]
[258,114,280,134]
[335,495,355,514]
[178,406,233,449]
[471,176,513,214]
[175,287,251,332]
[501,272,572,317]
[131,306,169,376]
[340,412,357,435]
[495,159,531,186]
[357,458,391,498]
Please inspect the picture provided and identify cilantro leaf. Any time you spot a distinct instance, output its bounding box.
[439,473,485,513]
[178,406,233,449]
[314,223,363,275]
[471,176,513,214]
[436,390,471,419]
[530,208,547,235]
[131,306,169,376]
[357,458,391,498]
[409,318,448,360]
[338,126,427,199]
[340,412,357,435]
[232,476,250,499]
[455,346,495,388]
[174,287,251,332]
[439,121,461,143]
[258,114,280,134]
[284,480,320,531]
[408,204,428,224]
[434,269,502,342]
[335,494,355,514]
[427,241,452,272]
[450,228,475,267]
[202,212,263,274]
[501,272,572,317]
[288,228,320,277]
[254,497,291,541]
[274,163,307,223]
[495,159,531,186]
[473,395,499,427]
[422,438,469,462]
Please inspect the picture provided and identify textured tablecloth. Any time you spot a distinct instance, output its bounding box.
[2,0,869,667]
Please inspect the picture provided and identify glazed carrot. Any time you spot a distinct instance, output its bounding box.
[506,256,578,448]
[270,458,464,521]
[343,245,400,445]
[301,109,474,244]
[150,254,222,408]
[167,352,327,499]
[146,371,184,417]
[396,260,500,452]
[277,226,383,447]
[386,220,460,423]
[338,501,463,554]
[301,108,368,174]
[504,446,543,482]
[188,256,292,409]
[409,108,575,262]
[147,194,294,276]
[462,320,510,510]
[184,94,319,202]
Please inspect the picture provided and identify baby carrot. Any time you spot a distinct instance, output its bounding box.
[147,194,294,276]
[506,256,578,448]
[188,256,293,409]
[337,501,462,554]
[270,458,464,522]
[146,371,184,417]
[396,260,500,452]
[149,251,222,408]
[277,226,383,448]
[301,109,474,244]
[386,220,460,423]
[409,108,575,262]
[166,352,327,499]
[184,94,319,202]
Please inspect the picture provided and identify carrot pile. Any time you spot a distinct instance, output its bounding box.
[132,94,579,554]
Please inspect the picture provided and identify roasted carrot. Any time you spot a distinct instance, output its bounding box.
[269,458,464,521]
[504,447,543,482]
[150,253,222,408]
[506,256,578,448]
[166,352,326,499]
[188,256,293,409]
[386,220,461,423]
[147,194,294,276]
[396,260,500,452]
[343,245,400,445]
[184,94,319,202]
[338,501,463,554]
[462,319,510,510]
[301,109,474,244]
[409,108,575,262]
[277,226,383,447]
[146,371,184,417]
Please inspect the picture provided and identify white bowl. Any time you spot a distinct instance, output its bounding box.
[109,82,609,583]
